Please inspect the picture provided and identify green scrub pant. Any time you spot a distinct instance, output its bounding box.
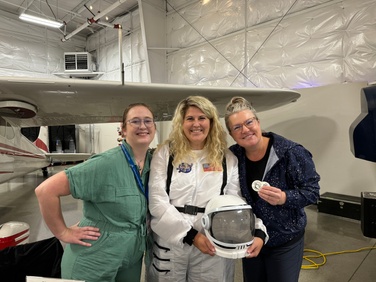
[61,219,146,282]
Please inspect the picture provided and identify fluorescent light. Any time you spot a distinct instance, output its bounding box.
[19,13,63,28]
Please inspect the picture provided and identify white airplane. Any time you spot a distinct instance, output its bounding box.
[0,76,300,184]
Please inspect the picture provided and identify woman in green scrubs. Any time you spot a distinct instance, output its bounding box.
[35,103,156,282]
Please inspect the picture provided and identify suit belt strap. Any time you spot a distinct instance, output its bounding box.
[175,205,205,215]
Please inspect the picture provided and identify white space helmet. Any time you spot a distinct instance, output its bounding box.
[201,194,255,259]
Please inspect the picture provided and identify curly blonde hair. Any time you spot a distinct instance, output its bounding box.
[164,96,227,168]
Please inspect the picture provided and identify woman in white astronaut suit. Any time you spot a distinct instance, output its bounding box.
[147,96,268,282]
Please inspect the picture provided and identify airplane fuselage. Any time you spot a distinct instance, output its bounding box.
[0,117,49,184]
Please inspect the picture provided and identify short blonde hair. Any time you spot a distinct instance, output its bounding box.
[224,96,258,132]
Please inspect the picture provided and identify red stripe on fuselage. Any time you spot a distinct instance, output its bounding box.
[0,142,45,159]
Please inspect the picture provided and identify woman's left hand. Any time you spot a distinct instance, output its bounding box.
[245,237,264,258]
[258,185,286,206]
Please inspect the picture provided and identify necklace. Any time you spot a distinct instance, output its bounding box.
[136,159,144,172]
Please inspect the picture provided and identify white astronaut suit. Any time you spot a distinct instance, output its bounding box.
[147,144,267,282]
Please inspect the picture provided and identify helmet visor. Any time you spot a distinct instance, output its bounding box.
[209,209,255,244]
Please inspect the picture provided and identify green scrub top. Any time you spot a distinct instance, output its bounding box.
[65,142,151,229]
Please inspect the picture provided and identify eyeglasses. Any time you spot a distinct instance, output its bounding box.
[231,117,258,133]
[126,118,155,128]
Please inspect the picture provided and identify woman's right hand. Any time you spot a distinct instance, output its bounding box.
[193,233,216,256]
[59,222,101,247]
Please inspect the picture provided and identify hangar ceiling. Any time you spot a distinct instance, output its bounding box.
[0,0,139,38]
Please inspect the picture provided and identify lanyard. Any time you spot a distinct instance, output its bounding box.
[120,143,148,200]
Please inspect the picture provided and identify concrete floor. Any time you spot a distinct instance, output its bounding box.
[1,165,375,282]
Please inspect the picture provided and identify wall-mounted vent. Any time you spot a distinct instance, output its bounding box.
[64,52,94,72]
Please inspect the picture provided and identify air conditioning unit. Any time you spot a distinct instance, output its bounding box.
[64,52,94,72]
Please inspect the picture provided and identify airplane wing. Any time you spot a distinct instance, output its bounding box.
[0,76,300,127]
[46,152,94,163]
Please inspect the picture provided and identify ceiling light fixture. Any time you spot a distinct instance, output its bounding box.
[19,13,63,28]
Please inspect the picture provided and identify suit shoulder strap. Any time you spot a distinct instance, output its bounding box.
[166,154,174,195]
[220,156,227,195]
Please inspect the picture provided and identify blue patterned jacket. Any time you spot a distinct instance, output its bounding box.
[230,132,320,247]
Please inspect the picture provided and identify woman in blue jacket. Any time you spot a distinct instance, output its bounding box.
[224,97,320,282]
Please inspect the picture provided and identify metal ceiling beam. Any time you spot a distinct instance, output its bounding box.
[62,0,128,41]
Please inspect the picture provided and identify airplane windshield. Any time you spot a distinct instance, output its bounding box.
[0,117,15,140]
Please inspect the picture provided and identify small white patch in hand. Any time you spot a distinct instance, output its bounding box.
[251,180,270,192]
